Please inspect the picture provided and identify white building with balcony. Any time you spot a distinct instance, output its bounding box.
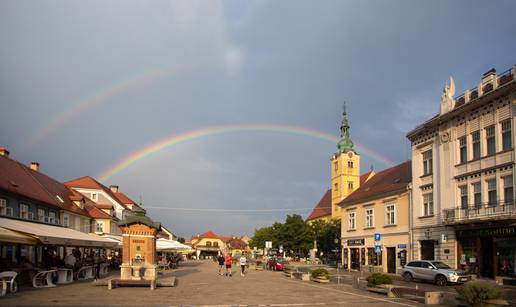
[407,66,516,279]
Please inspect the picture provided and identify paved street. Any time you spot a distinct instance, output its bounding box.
[1,261,427,307]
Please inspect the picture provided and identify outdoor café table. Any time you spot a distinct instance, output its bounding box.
[33,269,57,288]
[57,268,73,284]
[75,265,94,280]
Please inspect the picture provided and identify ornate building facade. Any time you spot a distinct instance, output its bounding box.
[407,66,516,279]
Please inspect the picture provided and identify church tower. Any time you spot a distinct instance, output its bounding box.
[330,104,360,219]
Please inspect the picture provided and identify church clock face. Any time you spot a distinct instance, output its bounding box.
[347,151,353,158]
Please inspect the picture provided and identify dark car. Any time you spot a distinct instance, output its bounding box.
[267,257,289,271]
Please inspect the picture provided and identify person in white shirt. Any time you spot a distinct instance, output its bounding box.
[239,255,247,276]
[64,252,76,269]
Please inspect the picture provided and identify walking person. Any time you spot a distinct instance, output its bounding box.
[225,254,232,277]
[93,252,100,281]
[217,254,225,275]
[239,254,247,276]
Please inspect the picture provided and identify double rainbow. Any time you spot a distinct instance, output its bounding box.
[98,123,396,182]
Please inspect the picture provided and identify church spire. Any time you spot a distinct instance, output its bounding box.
[337,102,355,153]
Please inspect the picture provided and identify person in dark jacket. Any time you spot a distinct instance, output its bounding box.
[217,254,225,275]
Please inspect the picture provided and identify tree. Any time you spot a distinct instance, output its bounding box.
[177,237,185,243]
[249,226,276,249]
[310,219,341,257]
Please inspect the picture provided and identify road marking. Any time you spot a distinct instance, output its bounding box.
[283,279,419,307]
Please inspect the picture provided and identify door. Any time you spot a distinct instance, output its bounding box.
[420,240,435,260]
[350,248,360,270]
[481,237,494,278]
[387,247,396,274]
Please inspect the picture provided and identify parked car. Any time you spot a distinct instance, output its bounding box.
[401,260,472,286]
[267,257,289,271]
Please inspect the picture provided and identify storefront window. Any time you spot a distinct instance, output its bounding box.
[361,248,366,265]
[460,237,478,275]
[496,238,516,277]
[366,247,382,266]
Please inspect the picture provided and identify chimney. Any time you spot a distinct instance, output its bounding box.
[30,162,40,171]
[0,147,9,157]
[109,185,119,193]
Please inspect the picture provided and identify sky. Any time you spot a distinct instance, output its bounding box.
[1,0,515,239]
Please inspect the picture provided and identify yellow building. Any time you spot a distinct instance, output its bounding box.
[339,161,411,274]
[307,107,374,223]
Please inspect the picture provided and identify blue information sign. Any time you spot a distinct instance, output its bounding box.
[374,245,382,254]
[397,244,407,249]
[374,233,381,241]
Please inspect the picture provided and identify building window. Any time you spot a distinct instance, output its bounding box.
[473,182,481,208]
[95,222,104,233]
[472,131,481,159]
[206,241,212,247]
[459,136,467,163]
[49,212,56,224]
[213,241,219,247]
[0,198,6,215]
[459,186,468,209]
[334,183,338,192]
[486,125,496,156]
[348,212,356,230]
[501,120,512,151]
[367,248,382,266]
[504,176,513,204]
[91,193,98,201]
[19,203,29,219]
[487,179,497,206]
[422,150,432,176]
[385,203,396,225]
[423,193,434,216]
[38,208,45,221]
[365,208,374,228]
[63,214,70,227]
[348,161,354,168]
[348,182,354,191]
[334,161,338,171]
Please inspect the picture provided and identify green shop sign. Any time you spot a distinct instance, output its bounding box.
[457,226,516,238]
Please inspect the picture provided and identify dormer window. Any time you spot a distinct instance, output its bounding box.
[91,193,98,201]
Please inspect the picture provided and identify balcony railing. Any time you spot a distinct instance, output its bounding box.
[443,200,516,224]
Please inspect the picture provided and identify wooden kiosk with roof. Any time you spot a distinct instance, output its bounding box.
[109,207,161,289]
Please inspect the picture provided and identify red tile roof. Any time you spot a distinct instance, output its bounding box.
[339,160,411,207]
[64,176,129,209]
[306,171,376,221]
[0,155,90,217]
[306,189,332,221]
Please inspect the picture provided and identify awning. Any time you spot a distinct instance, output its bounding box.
[0,227,39,245]
[156,238,194,252]
[100,234,123,247]
[0,217,118,248]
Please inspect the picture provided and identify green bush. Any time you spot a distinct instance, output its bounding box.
[283,264,294,272]
[311,268,330,279]
[366,273,392,287]
[457,281,501,306]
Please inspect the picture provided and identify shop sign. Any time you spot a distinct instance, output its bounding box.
[397,244,407,249]
[347,239,364,246]
[457,226,516,238]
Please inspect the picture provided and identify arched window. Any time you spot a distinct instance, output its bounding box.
[214,242,219,247]
[348,161,354,168]
[206,241,212,247]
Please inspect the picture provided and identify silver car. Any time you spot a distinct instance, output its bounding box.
[401,260,472,286]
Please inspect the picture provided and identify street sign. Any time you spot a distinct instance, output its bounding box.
[374,245,382,254]
[265,241,272,249]
[397,244,407,249]
[374,233,381,241]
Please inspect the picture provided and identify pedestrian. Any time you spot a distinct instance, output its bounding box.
[239,254,247,276]
[93,252,100,281]
[217,254,225,275]
[225,254,232,277]
[64,251,76,269]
